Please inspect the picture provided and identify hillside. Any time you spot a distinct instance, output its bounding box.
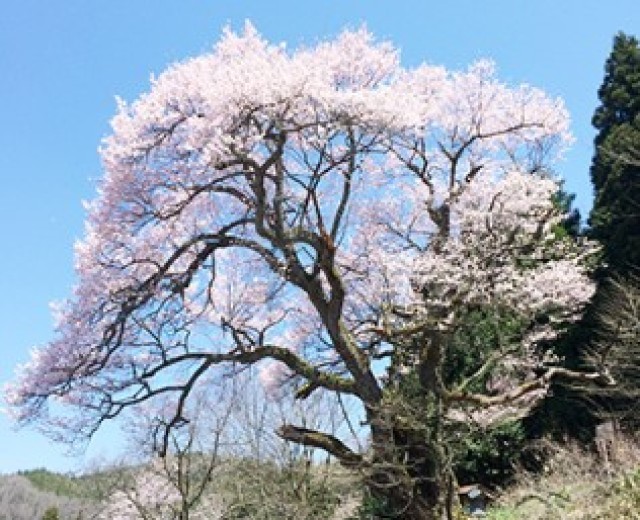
[487,437,640,519]
[2,441,640,519]
[0,472,93,520]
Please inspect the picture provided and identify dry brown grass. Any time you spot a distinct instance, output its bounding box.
[488,434,640,519]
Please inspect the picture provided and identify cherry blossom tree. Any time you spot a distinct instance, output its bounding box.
[7,23,613,518]
[95,457,224,520]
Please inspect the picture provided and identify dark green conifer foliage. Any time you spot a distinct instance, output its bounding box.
[589,32,640,275]
[525,35,640,435]
[551,32,640,434]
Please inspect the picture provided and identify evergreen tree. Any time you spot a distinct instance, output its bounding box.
[526,35,640,440]
[589,32,640,275]
[559,32,640,433]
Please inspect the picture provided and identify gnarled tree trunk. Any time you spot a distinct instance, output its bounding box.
[365,409,455,520]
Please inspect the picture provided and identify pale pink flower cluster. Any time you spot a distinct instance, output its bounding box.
[96,457,224,520]
[410,170,595,317]
[97,460,182,520]
[259,361,292,398]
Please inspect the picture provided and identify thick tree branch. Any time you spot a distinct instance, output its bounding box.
[276,424,364,467]
[445,367,615,407]
[138,346,359,398]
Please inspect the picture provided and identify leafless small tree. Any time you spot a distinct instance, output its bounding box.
[97,369,356,519]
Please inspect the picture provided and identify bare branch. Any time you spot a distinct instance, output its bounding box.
[445,367,615,408]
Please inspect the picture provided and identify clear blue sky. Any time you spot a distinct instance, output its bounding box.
[1,0,638,474]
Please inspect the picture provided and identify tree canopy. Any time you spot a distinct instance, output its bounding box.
[589,32,640,274]
[7,24,610,518]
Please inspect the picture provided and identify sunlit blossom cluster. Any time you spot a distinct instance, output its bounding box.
[96,458,223,520]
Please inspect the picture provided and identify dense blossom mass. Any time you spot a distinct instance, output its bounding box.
[5,25,600,515]
[8,22,588,420]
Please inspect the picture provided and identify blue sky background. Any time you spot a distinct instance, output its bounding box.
[1,0,638,474]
